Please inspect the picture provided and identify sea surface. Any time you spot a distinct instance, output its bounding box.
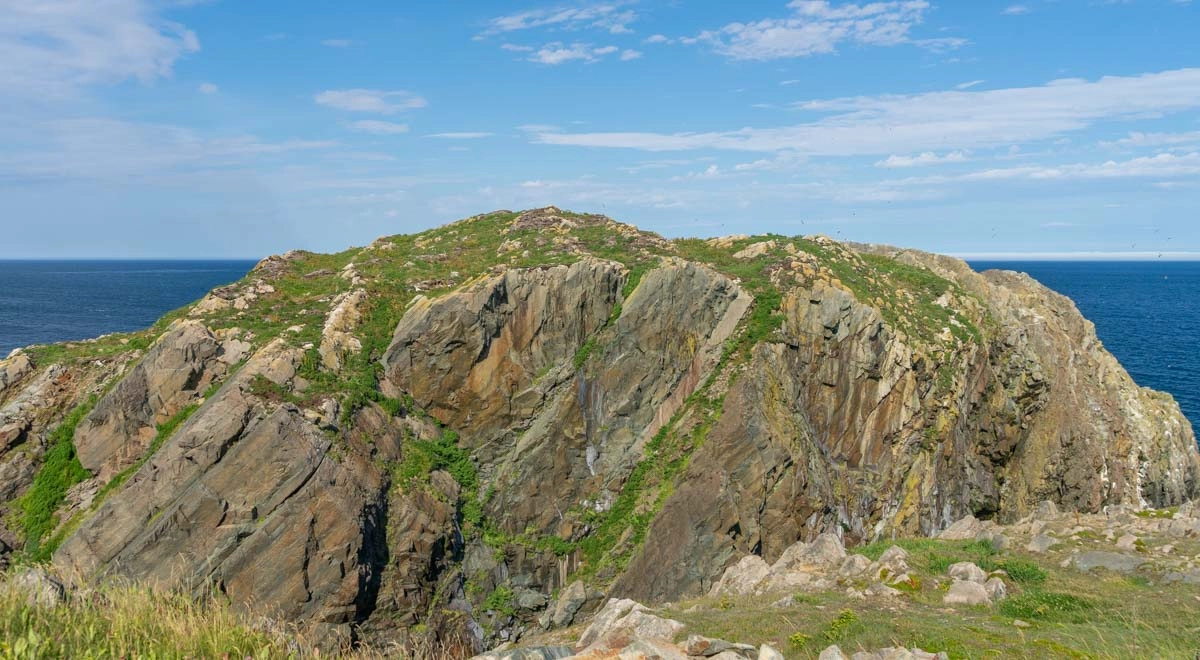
[0,259,1195,428]
[0,260,256,357]
[971,261,1199,428]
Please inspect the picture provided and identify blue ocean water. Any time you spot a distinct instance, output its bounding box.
[971,261,1199,428]
[0,261,255,357]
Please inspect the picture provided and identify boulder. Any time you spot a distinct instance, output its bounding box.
[683,635,757,658]
[819,645,850,660]
[947,562,987,584]
[1072,552,1147,574]
[983,577,1007,601]
[758,645,785,660]
[5,567,67,608]
[710,555,771,596]
[943,580,991,606]
[1026,534,1058,553]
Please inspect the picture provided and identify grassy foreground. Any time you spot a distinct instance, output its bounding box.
[0,576,285,659]
[659,537,1200,659]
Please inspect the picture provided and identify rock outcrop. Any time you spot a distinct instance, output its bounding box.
[0,208,1194,653]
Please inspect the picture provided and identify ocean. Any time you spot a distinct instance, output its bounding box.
[0,259,1194,428]
[0,260,256,357]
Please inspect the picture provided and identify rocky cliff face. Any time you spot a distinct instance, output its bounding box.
[0,207,1195,652]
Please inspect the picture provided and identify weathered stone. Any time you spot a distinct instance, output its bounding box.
[683,635,757,658]
[6,567,66,608]
[948,562,987,584]
[819,646,849,660]
[56,340,387,627]
[839,554,873,577]
[1026,534,1058,553]
[1072,552,1147,574]
[943,580,991,606]
[758,645,785,660]
[74,320,226,480]
[983,577,1007,601]
[1115,534,1139,551]
[710,555,771,596]
[319,288,368,372]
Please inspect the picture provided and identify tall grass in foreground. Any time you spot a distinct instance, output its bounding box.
[0,571,468,659]
[0,578,284,658]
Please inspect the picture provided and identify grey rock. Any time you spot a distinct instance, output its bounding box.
[7,567,66,608]
[819,645,850,660]
[948,562,987,584]
[683,635,757,658]
[550,580,589,628]
[758,645,785,660]
[1026,533,1059,553]
[984,577,1007,601]
[943,580,991,606]
[1073,552,1147,574]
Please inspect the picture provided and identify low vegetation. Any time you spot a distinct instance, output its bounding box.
[11,397,96,562]
[662,536,1200,659]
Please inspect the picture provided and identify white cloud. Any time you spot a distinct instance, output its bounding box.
[198,82,218,94]
[875,151,968,168]
[780,79,802,86]
[644,34,671,44]
[517,123,563,133]
[348,120,410,134]
[533,69,1200,156]
[692,0,963,61]
[955,80,984,90]
[620,49,642,60]
[1002,5,1030,15]
[0,0,199,96]
[314,89,428,114]
[425,132,493,139]
[1102,130,1200,148]
[501,43,535,52]
[321,39,353,47]
[0,118,336,182]
[481,3,637,36]
[529,42,621,64]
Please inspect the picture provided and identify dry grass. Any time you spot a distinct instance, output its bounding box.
[0,570,469,659]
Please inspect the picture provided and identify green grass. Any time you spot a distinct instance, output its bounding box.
[662,537,1200,659]
[14,396,97,561]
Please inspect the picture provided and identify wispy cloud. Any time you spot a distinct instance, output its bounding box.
[955,80,985,90]
[876,151,968,168]
[1002,5,1030,15]
[314,89,428,114]
[321,38,353,47]
[532,69,1200,156]
[529,42,621,64]
[197,82,218,94]
[425,132,493,139]
[0,118,337,183]
[689,0,964,61]
[480,2,637,36]
[1101,130,1200,148]
[348,120,410,135]
[0,0,199,96]
[620,49,642,60]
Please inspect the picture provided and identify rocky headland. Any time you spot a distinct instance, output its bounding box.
[0,208,1197,657]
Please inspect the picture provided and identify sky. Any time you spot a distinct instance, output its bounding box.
[1,0,1199,259]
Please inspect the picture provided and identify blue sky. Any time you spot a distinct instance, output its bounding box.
[2,0,1199,259]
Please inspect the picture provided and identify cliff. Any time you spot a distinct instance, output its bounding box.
[0,207,1195,653]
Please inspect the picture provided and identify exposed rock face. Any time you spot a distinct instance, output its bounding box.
[73,321,233,481]
[56,340,392,628]
[320,288,368,372]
